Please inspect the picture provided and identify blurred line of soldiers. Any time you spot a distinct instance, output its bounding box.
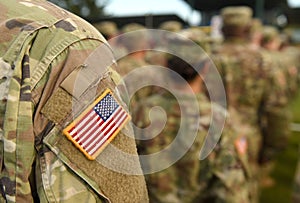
[94,5,300,203]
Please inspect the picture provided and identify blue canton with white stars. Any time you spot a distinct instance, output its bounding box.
[94,93,119,121]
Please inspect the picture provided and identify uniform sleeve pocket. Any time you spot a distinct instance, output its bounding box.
[37,126,109,203]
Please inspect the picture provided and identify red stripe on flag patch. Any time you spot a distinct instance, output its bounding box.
[63,89,131,160]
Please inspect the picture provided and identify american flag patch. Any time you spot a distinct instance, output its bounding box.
[63,89,130,160]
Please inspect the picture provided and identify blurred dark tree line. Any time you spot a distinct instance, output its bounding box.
[48,0,110,22]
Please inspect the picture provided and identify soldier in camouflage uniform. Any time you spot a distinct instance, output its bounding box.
[179,27,212,53]
[116,23,166,111]
[249,18,263,51]
[159,21,183,33]
[93,21,119,40]
[117,23,149,76]
[212,6,290,202]
[133,36,251,203]
[260,25,292,148]
[0,1,148,202]
[115,23,151,108]
[145,21,183,68]
[280,30,300,97]
[259,26,294,187]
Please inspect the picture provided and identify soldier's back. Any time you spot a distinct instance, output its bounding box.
[213,42,267,118]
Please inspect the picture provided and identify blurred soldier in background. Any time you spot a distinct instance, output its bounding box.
[144,20,184,67]
[261,26,282,51]
[179,27,212,53]
[93,20,119,40]
[249,18,263,51]
[259,25,292,187]
[117,23,148,76]
[0,1,148,202]
[133,35,251,203]
[159,20,183,32]
[144,21,185,69]
[280,29,300,97]
[212,6,290,202]
[116,23,156,109]
[93,21,128,64]
[133,54,206,203]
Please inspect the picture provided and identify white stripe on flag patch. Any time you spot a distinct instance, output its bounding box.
[88,107,127,155]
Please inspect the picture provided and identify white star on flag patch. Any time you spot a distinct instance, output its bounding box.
[63,89,131,160]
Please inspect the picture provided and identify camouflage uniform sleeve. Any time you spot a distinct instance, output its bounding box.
[33,36,148,203]
[0,1,148,202]
[33,39,111,203]
[198,106,251,203]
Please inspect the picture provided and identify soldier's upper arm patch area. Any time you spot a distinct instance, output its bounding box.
[63,88,131,160]
[41,87,73,124]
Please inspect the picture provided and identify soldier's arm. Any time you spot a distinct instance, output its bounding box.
[258,53,292,164]
[201,131,250,203]
[197,107,251,203]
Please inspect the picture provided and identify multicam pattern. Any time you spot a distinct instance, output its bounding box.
[0,1,148,202]
[212,38,291,202]
[133,91,251,203]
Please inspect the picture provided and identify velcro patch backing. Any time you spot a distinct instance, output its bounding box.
[41,87,73,124]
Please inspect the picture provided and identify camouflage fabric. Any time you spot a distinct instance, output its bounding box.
[221,6,252,27]
[259,49,292,145]
[117,23,148,77]
[281,46,300,97]
[116,52,164,111]
[116,55,152,109]
[179,27,212,53]
[0,1,148,202]
[117,55,149,77]
[212,36,290,202]
[145,50,168,67]
[197,107,252,203]
[212,40,267,131]
[133,91,251,203]
[119,23,147,53]
[249,18,263,51]
[258,27,292,165]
